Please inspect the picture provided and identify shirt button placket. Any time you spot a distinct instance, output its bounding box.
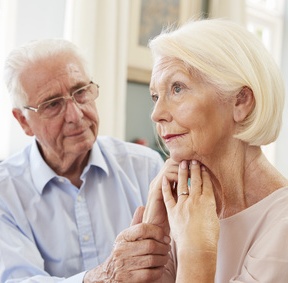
[75,193,98,269]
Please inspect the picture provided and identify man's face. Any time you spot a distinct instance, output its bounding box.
[14,53,99,165]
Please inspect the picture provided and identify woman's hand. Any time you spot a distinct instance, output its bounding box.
[162,159,219,252]
[162,160,219,282]
[143,158,179,235]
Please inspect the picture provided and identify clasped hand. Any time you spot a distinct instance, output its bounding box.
[161,160,219,253]
[143,159,219,282]
[84,159,219,283]
[84,207,171,283]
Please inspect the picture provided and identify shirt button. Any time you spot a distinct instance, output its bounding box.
[58,177,65,183]
[83,235,90,241]
[77,195,82,202]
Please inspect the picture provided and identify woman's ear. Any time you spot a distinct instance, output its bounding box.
[233,87,255,123]
[12,108,34,136]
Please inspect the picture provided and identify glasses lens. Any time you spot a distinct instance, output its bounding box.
[38,97,65,118]
[34,83,98,118]
[73,83,98,104]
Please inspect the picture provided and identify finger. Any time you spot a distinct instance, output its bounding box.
[177,160,189,200]
[153,158,179,186]
[113,238,171,257]
[131,206,145,226]
[189,160,202,196]
[112,254,169,272]
[162,175,176,211]
[147,158,179,199]
[109,264,166,283]
[161,158,180,183]
[116,223,170,244]
[101,251,169,283]
[201,165,215,200]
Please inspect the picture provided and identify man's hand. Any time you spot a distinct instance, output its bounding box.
[83,208,171,283]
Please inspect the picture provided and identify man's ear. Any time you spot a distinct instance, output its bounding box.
[233,87,255,123]
[12,108,34,136]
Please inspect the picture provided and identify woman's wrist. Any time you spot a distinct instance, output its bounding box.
[176,248,217,282]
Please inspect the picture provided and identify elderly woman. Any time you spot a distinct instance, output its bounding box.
[143,18,288,282]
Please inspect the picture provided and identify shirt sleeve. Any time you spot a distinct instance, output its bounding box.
[1,272,86,283]
[0,204,86,283]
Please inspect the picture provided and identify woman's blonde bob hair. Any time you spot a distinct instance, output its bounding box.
[148,18,285,146]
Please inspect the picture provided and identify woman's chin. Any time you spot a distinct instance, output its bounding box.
[169,153,190,163]
[169,150,199,163]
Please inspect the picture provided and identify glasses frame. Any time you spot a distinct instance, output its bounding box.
[23,81,99,118]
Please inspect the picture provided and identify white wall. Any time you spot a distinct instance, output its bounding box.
[275,0,288,178]
[0,0,67,157]
[1,0,130,160]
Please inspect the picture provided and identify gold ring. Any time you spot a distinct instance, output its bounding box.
[177,191,189,197]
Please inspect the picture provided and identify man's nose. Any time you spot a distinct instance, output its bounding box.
[64,98,83,122]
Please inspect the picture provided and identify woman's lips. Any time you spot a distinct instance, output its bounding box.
[162,134,184,143]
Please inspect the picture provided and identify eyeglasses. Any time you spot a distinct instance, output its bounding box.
[24,81,99,119]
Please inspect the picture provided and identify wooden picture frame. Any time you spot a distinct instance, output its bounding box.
[127,0,203,84]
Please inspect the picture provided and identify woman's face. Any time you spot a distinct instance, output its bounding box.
[150,57,235,163]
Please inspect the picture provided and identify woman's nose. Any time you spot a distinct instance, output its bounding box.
[151,98,171,123]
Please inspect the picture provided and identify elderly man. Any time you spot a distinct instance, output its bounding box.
[0,39,169,282]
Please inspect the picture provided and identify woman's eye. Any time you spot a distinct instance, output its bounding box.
[172,83,182,94]
[151,94,158,103]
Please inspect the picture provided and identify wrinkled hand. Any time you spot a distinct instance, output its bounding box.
[84,207,171,283]
[143,159,179,235]
[162,160,219,254]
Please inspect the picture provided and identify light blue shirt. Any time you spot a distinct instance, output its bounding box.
[0,136,164,282]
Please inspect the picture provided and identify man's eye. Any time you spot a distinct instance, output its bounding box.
[74,88,87,97]
[45,100,61,109]
[41,99,63,111]
[151,94,158,102]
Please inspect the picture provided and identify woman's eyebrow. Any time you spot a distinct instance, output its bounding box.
[149,85,155,93]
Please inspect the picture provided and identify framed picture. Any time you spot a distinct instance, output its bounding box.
[127,0,203,84]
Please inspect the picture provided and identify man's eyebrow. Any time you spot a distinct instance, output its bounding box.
[71,82,87,92]
[38,93,63,104]
[40,82,88,102]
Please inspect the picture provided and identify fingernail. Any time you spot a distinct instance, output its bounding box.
[181,160,187,169]
[201,165,206,171]
[191,160,198,165]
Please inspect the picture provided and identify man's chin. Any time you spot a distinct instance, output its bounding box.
[68,137,95,152]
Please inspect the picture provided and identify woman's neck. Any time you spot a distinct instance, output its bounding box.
[207,146,288,218]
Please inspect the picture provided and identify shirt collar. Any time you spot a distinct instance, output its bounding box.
[81,141,109,178]
[30,139,57,194]
[30,139,109,194]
